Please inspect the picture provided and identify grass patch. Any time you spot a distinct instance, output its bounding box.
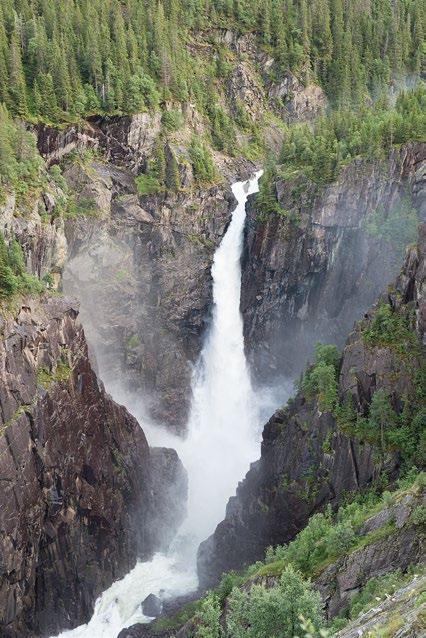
[135,174,163,196]
[36,359,72,389]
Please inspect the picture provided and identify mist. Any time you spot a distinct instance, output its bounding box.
[54,170,290,638]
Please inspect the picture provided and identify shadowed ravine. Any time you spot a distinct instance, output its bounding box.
[53,170,284,638]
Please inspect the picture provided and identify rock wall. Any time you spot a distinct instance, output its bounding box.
[62,158,236,431]
[242,142,426,383]
[0,174,187,636]
[0,295,186,638]
[197,222,426,588]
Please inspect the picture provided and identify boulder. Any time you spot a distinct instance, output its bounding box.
[142,594,163,618]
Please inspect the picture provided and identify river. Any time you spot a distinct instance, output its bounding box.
[54,170,265,638]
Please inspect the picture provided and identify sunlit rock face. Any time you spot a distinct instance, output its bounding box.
[241,142,425,383]
[0,296,186,638]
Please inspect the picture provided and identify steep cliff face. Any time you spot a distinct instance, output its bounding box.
[0,295,186,638]
[0,180,187,635]
[242,142,426,382]
[198,222,426,588]
[62,155,236,431]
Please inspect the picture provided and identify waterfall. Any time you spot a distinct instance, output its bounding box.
[54,170,263,638]
[179,170,263,541]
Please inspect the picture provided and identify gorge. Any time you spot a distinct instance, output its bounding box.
[51,171,267,638]
[0,1,425,637]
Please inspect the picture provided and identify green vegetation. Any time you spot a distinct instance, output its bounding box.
[348,567,424,621]
[256,85,425,220]
[296,289,425,469]
[153,473,425,638]
[0,232,44,299]
[36,357,72,390]
[0,0,423,124]
[152,599,203,633]
[362,301,419,354]
[300,344,340,412]
[258,477,424,580]
[135,174,162,196]
[0,104,44,202]
[279,86,426,184]
[226,566,323,638]
[189,137,217,184]
[194,593,221,638]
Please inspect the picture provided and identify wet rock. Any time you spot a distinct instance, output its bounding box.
[0,297,186,637]
[63,163,236,432]
[148,448,188,550]
[142,594,163,617]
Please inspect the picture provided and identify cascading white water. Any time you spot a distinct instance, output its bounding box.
[179,169,263,542]
[54,170,264,638]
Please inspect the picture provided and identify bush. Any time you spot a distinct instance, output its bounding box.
[300,343,340,412]
[194,593,221,638]
[189,137,216,183]
[161,109,184,133]
[410,505,426,526]
[226,565,323,638]
[135,174,162,196]
[0,232,45,299]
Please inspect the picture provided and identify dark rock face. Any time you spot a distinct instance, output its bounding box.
[197,223,426,589]
[0,296,186,638]
[147,448,188,550]
[317,521,424,619]
[242,142,426,383]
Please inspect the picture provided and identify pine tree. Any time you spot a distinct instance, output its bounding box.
[8,23,27,116]
[34,73,59,121]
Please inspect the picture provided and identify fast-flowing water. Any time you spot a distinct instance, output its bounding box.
[54,170,265,638]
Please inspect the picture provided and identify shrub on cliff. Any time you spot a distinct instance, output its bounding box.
[0,232,45,299]
[299,343,340,412]
[226,565,323,638]
[194,593,221,638]
[0,104,44,202]
[189,137,216,184]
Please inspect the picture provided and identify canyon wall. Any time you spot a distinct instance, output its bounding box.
[242,142,426,382]
[0,294,187,638]
[198,221,426,588]
[61,147,238,432]
[0,184,187,637]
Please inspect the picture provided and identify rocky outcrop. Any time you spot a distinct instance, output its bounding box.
[197,221,426,588]
[0,189,67,289]
[267,71,327,123]
[213,29,327,124]
[35,113,161,172]
[242,142,426,383]
[335,574,426,638]
[316,493,425,619]
[0,296,186,638]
